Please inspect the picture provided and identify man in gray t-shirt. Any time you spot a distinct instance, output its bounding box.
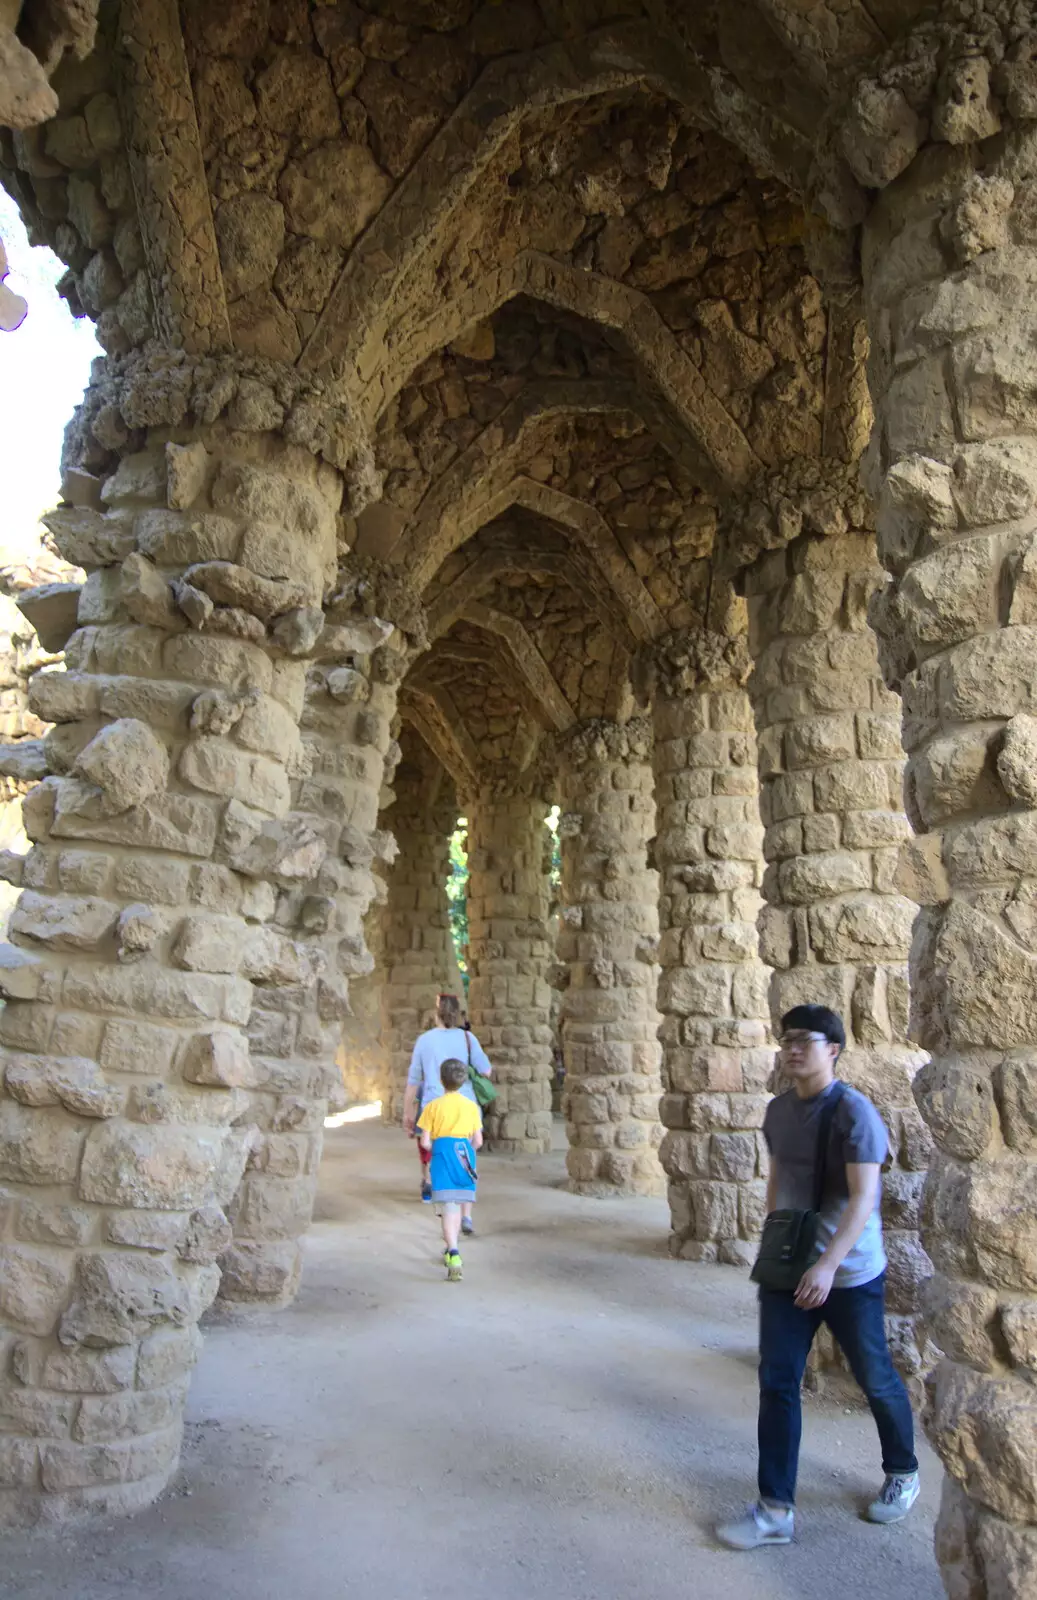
[763,1079,888,1288]
[717,1005,920,1551]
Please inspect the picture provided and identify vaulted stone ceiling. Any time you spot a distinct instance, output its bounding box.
[362,92,839,781]
[0,0,930,781]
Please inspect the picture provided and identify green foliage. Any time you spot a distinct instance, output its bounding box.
[444,809,560,995]
[545,804,561,896]
[446,816,469,991]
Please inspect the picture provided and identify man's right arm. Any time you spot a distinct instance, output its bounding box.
[765,1158,779,1217]
[762,1105,777,1217]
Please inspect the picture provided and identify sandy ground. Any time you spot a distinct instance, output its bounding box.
[0,1120,944,1600]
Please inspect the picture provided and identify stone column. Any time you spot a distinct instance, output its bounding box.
[382,750,465,1124]
[337,899,389,1109]
[465,783,554,1155]
[217,597,406,1309]
[736,466,929,1382]
[0,353,378,1522]
[554,718,662,1197]
[642,632,772,1262]
[860,107,1037,1592]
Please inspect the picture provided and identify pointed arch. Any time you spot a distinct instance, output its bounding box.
[298,21,813,392]
[365,255,759,493]
[427,544,635,648]
[397,453,666,643]
[466,604,575,733]
[399,684,480,796]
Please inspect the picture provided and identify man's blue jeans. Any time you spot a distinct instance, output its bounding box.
[758,1271,918,1507]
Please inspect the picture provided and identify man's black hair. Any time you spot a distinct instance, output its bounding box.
[780,1004,845,1050]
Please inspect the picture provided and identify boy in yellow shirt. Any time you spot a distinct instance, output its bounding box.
[417,1059,483,1281]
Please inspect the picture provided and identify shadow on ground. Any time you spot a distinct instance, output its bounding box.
[0,1121,943,1600]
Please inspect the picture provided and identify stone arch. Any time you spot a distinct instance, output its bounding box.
[298,22,815,392]
[420,612,574,736]
[399,683,480,797]
[400,468,666,645]
[399,373,706,546]
[394,403,671,638]
[464,603,575,733]
[362,254,760,492]
[427,545,635,650]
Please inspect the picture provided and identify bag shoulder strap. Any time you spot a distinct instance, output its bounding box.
[465,1027,472,1068]
[812,1082,846,1213]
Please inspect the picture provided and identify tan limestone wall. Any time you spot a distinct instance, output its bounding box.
[337,895,388,1110]
[743,512,930,1384]
[0,426,332,1519]
[863,124,1037,1593]
[465,784,553,1155]
[0,388,396,1519]
[381,751,465,1125]
[645,633,772,1263]
[555,717,662,1196]
[218,621,402,1309]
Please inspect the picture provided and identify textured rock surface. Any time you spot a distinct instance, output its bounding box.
[555,717,662,1196]
[644,630,771,1265]
[741,497,930,1386]
[465,783,554,1156]
[863,112,1037,1590]
[7,0,1037,1572]
[378,732,465,1123]
[0,406,395,1520]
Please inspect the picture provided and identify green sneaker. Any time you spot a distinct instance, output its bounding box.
[445,1250,463,1282]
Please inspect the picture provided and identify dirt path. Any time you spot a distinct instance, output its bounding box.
[0,1122,943,1600]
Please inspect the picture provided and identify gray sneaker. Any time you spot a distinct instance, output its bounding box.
[866,1472,920,1524]
[716,1500,794,1549]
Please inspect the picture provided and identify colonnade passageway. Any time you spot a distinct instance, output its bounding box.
[0,1119,944,1600]
[4,3,1037,1592]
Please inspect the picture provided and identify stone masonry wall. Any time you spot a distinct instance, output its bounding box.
[381,753,464,1125]
[0,422,346,1519]
[863,121,1037,1595]
[465,783,553,1155]
[644,631,772,1263]
[555,717,662,1196]
[337,896,388,1110]
[741,494,930,1384]
[0,381,401,1517]
[218,606,402,1309]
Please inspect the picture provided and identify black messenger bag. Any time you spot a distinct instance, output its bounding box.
[750,1083,845,1293]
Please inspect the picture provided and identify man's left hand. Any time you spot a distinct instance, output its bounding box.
[795,1260,836,1309]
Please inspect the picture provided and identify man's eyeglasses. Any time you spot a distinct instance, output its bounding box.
[777,1031,831,1051]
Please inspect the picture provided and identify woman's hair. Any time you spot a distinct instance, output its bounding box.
[441,1059,468,1091]
[437,993,464,1029]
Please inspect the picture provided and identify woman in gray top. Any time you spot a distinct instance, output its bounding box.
[402,993,492,1226]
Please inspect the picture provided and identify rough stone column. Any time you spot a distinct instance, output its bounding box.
[735,467,929,1383]
[218,599,407,1309]
[381,748,465,1124]
[554,718,662,1197]
[337,899,388,1109]
[465,782,554,1155]
[640,632,771,1261]
[0,351,379,1523]
[860,109,1037,1592]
